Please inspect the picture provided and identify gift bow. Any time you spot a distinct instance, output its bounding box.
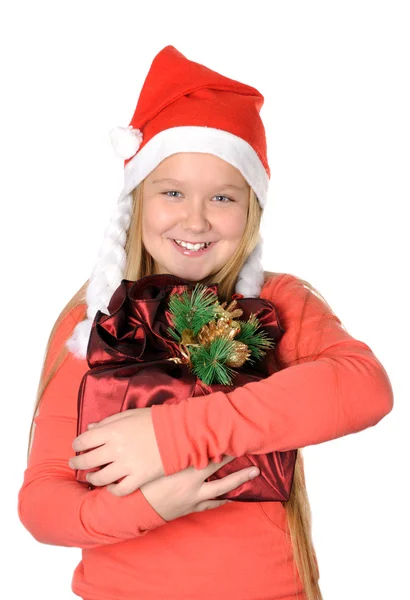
[76,274,297,502]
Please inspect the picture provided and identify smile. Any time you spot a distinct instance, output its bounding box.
[171,239,214,256]
[174,239,212,250]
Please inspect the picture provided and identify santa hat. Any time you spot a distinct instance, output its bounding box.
[67,45,270,359]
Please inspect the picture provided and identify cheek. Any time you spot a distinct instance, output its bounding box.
[142,201,171,237]
[223,210,248,239]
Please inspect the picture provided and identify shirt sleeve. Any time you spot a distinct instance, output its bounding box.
[151,273,394,475]
[18,305,166,550]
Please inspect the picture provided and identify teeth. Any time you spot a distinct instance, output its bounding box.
[174,240,210,251]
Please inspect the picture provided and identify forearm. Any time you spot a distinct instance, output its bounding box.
[151,339,393,475]
[18,470,166,549]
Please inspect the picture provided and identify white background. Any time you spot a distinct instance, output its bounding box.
[2,1,408,598]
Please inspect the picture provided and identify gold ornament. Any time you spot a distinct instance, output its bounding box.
[197,321,217,345]
[168,343,192,366]
[180,329,196,345]
[215,299,243,320]
[225,341,251,368]
[169,331,196,366]
[197,317,241,345]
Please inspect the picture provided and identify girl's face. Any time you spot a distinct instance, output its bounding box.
[142,153,250,282]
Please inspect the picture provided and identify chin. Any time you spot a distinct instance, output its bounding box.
[167,265,216,282]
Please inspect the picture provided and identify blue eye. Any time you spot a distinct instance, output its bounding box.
[213,195,233,203]
[162,191,233,202]
[163,190,182,197]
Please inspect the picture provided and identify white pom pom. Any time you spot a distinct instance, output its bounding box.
[109,125,143,160]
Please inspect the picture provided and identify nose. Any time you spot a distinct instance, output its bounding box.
[181,199,211,234]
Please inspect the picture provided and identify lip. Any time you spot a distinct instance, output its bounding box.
[170,238,215,257]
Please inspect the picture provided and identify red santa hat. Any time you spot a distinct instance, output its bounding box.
[67,45,270,359]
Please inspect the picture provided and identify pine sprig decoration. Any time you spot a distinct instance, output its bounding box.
[235,314,276,362]
[190,338,237,386]
[167,285,218,340]
[167,283,275,385]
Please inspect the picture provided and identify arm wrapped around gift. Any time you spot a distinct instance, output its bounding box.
[76,274,297,502]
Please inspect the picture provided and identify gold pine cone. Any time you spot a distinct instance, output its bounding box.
[225,341,251,368]
[197,321,217,345]
[198,319,241,345]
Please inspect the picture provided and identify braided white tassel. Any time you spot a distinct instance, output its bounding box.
[66,192,133,359]
[235,238,264,297]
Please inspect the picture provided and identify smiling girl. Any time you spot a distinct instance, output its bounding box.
[18,45,393,600]
[142,152,251,282]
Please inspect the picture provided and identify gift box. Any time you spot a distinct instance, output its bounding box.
[75,274,297,502]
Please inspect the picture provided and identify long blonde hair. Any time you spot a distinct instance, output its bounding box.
[26,182,323,599]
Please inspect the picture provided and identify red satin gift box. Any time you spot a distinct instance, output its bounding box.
[75,274,297,502]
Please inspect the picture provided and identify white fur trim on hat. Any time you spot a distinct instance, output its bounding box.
[121,126,269,207]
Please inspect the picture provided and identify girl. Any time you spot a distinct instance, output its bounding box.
[18,45,393,600]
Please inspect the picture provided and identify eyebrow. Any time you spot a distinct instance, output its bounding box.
[151,178,247,191]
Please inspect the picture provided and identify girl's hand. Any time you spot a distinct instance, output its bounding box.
[69,408,164,496]
[140,455,260,521]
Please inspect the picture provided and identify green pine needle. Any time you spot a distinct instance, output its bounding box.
[190,337,237,385]
[167,326,181,342]
[236,314,275,362]
[168,284,218,336]
[167,290,275,385]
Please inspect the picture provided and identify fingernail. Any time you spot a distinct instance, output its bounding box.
[87,423,96,428]
[68,459,75,469]
[249,468,259,479]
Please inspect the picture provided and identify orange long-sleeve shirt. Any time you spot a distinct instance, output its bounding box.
[18,273,393,600]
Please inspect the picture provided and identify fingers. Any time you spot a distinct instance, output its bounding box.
[84,462,123,487]
[69,445,110,470]
[193,499,231,513]
[107,469,163,497]
[107,473,151,497]
[200,466,260,502]
[72,428,108,452]
[72,412,133,451]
